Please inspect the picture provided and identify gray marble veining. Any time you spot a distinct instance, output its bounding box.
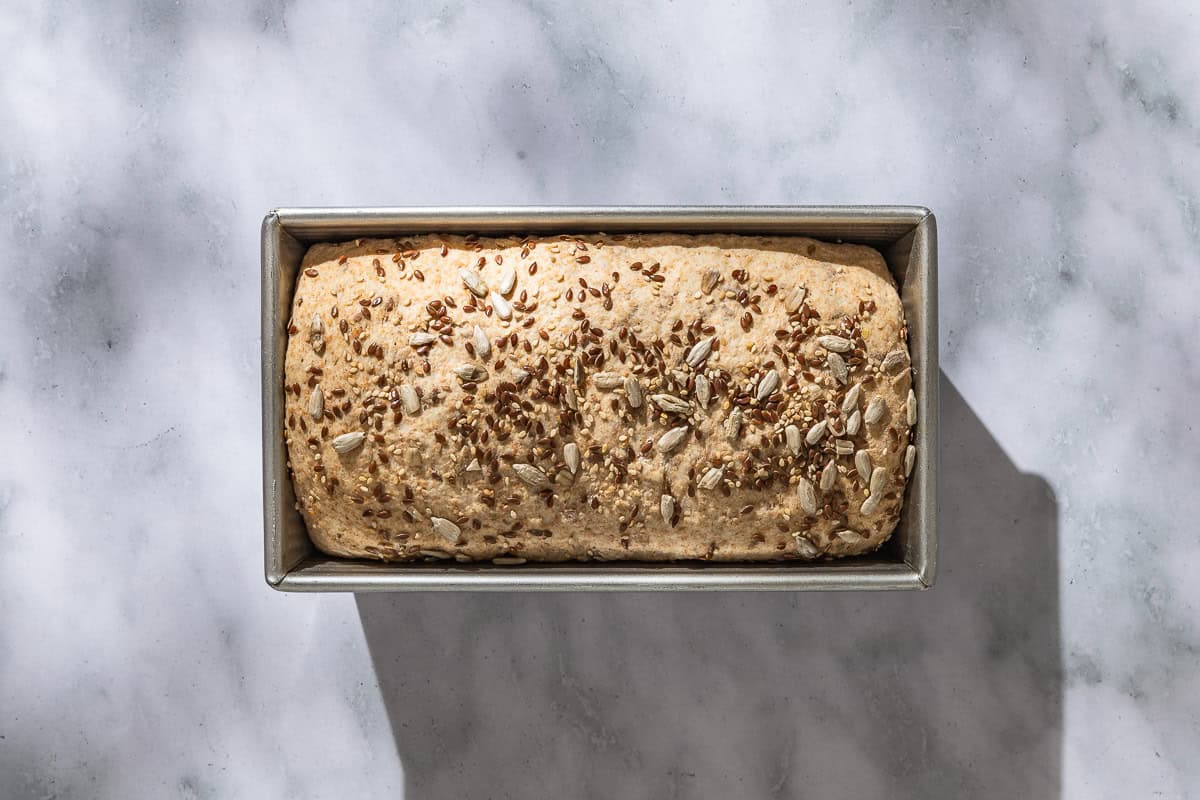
[1,0,1198,797]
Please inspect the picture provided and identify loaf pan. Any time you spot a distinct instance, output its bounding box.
[262,207,937,591]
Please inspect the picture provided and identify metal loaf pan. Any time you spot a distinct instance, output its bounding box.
[263,207,937,591]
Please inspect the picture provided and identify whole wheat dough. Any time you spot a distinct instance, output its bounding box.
[283,233,914,563]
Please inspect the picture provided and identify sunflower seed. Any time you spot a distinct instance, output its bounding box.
[431,516,462,543]
[512,367,530,383]
[870,465,888,496]
[563,442,581,474]
[498,266,517,297]
[827,352,848,384]
[660,494,675,524]
[818,335,852,353]
[490,291,512,320]
[409,331,437,347]
[860,493,881,515]
[454,364,488,383]
[905,444,917,477]
[656,425,690,454]
[685,337,714,369]
[796,477,818,514]
[332,431,365,454]
[624,376,643,408]
[564,383,578,411]
[400,385,420,414]
[784,285,808,313]
[593,372,624,390]
[701,269,721,295]
[834,438,854,455]
[846,409,862,436]
[836,529,866,543]
[492,556,527,565]
[756,369,780,402]
[794,533,820,558]
[574,357,585,388]
[864,397,886,425]
[650,394,691,415]
[907,389,917,426]
[309,384,324,420]
[309,314,325,353]
[694,374,711,407]
[882,349,908,373]
[464,458,482,473]
[460,269,488,298]
[805,419,828,445]
[419,549,451,559]
[841,383,862,414]
[698,465,725,490]
[820,459,837,491]
[513,462,550,489]
[785,424,802,455]
[472,325,491,359]
[725,407,744,441]
[854,450,872,485]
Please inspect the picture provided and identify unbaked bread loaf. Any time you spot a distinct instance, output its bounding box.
[283,233,915,563]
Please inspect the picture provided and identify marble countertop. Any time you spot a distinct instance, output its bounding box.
[2,1,1197,797]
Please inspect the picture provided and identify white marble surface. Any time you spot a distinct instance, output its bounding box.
[2,0,1198,797]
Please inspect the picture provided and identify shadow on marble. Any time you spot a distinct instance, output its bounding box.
[356,373,1061,798]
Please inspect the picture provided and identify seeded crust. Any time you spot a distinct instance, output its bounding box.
[284,233,915,563]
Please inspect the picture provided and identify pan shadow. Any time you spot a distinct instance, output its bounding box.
[356,372,1061,798]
